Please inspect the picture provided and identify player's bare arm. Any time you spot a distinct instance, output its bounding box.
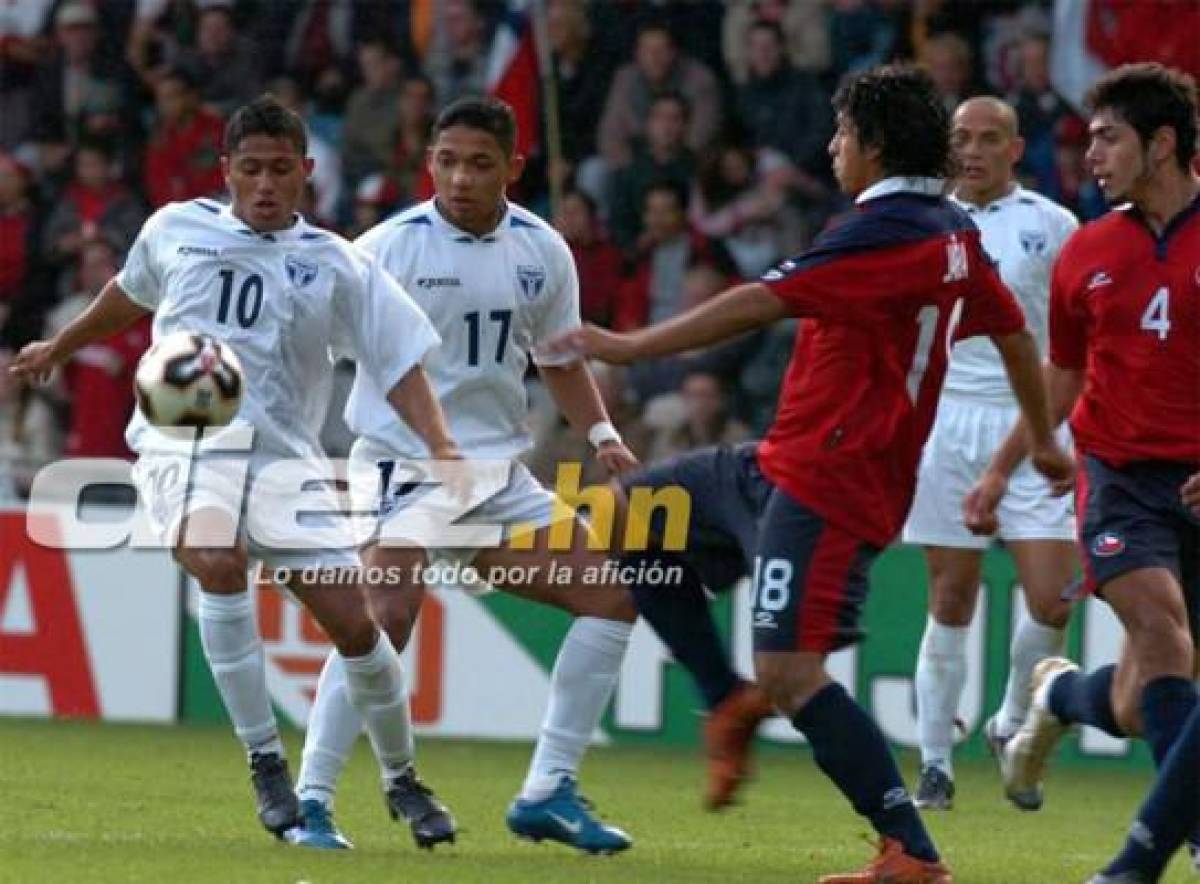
[965,358,1083,535]
[10,279,148,383]
[548,282,787,364]
[385,364,460,460]
[537,360,638,476]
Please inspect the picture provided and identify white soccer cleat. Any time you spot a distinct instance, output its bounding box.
[1000,656,1077,811]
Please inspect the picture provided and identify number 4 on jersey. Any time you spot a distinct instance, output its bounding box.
[1140,286,1170,340]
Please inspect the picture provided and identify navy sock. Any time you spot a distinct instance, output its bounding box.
[792,682,939,863]
[1139,676,1198,766]
[1105,703,1200,879]
[624,551,740,710]
[1047,665,1124,737]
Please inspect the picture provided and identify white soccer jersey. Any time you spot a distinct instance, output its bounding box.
[347,199,580,459]
[117,198,440,459]
[943,186,1077,403]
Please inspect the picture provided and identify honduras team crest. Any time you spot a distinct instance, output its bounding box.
[285,254,319,287]
[516,264,546,301]
[1019,230,1048,256]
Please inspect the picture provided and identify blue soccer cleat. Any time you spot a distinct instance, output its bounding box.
[506,776,632,855]
[286,799,353,850]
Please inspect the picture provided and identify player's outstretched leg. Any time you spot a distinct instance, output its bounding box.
[506,615,633,854]
[626,549,773,809]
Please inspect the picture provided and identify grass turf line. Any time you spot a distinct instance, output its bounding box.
[0,718,1192,883]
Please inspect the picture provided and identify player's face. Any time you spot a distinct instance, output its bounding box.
[829,112,875,196]
[222,135,313,232]
[428,124,525,236]
[951,103,1022,203]
[1084,107,1174,204]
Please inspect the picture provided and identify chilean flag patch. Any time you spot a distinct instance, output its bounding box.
[1092,532,1125,557]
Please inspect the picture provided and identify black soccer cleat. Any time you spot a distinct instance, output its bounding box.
[913,764,955,811]
[249,751,301,838]
[385,767,457,849]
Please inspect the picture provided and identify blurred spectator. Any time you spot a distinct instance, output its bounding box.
[144,65,225,208]
[722,0,831,80]
[423,0,491,109]
[0,347,62,501]
[256,0,394,92]
[607,93,696,251]
[598,21,723,171]
[341,37,403,186]
[734,20,832,185]
[45,237,150,459]
[41,138,145,296]
[921,30,976,112]
[526,360,650,489]
[386,74,436,209]
[269,74,342,225]
[347,172,400,240]
[1008,32,1075,199]
[0,153,38,336]
[30,1,136,176]
[541,0,617,196]
[613,181,731,332]
[646,369,751,463]
[828,0,896,78]
[689,142,798,278]
[0,0,54,151]
[173,2,263,116]
[552,189,624,327]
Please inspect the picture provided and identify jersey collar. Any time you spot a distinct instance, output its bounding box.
[430,198,508,243]
[854,176,946,204]
[951,183,1024,214]
[219,202,310,243]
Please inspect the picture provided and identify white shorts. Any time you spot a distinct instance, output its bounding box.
[348,436,567,569]
[903,396,1075,549]
[132,442,359,571]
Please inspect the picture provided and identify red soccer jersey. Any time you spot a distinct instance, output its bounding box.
[1048,197,1200,466]
[757,180,1027,547]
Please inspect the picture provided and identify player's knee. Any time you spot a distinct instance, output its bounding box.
[370,595,419,651]
[571,586,637,623]
[177,547,246,593]
[928,574,977,626]
[324,613,378,658]
[1024,592,1071,629]
[754,654,825,716]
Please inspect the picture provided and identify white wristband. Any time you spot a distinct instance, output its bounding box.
[587,421,622,449]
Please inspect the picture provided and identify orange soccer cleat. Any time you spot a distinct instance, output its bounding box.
[702,681,774,810]
[818,838,953,884]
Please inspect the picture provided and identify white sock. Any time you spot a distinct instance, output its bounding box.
[996,618,1066,737]
[521,617,631,801]
[297,650,367,810]
[338,633,414,788]
[198,590,282,757]
[915,617,968,777]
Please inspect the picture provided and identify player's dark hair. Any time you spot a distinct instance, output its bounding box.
[432,96,517,156]
[223,95,308,157]
[833,64,954,179]
[1086,63,1197,171]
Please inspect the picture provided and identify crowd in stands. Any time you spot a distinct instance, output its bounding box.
[0,0,1144,499]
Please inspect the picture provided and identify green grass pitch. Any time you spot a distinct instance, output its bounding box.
[0,718,1192,883]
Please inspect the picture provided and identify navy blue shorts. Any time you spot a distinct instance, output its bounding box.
[621,442,879,654]
[1076,455,1199,632]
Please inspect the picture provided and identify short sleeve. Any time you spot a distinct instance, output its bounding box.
[334,254,441,394]
[1047,245,1087,369]
[116,211,163,310]
[954,238,1027,340]
[531,237,582,366]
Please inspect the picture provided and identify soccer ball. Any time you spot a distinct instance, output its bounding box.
[134,331,243,428]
